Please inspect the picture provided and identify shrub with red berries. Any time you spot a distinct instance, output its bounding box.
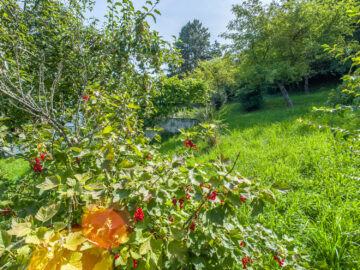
[0,0,304,268]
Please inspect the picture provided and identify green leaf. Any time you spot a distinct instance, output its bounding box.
[147,13,156,23]
[105,146,115,160]
[272,180,291,191]
[139,237,152,255]
[251,198,264,216]
[70,147,82,153]
[35,203,60,223]
[128,103,141,109]
[53,222,67,231]
[228,192,243,207]
[236,177,252,188]
[36,175,61,190]
[74,173,90,182]
[130,250,142,260]
[260,189,276,203]
[167,241,188,264]
[206,207,225,225]
[0,230,11,251]
[113,189,131,201]
[102,125,113,134]
[209,175,223,187]
[118,159,136,169]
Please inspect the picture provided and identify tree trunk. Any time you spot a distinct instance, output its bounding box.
[276,82,294,108]
[304,75,310,95]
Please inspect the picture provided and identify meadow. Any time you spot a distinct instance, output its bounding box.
[160,88,360,269]
[1,87,359,269]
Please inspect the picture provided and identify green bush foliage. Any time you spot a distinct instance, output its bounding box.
[238,88,264,111]
[0,0,303,269]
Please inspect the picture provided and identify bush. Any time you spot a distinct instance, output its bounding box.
[0,1,304,269]
[327,82,355,106]
[211,88,228,109]
[238,88,264,111]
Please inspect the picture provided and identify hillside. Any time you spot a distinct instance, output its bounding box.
[159,89,360,269]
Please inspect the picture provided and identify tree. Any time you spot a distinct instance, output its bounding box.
[173,19,212,75]
[0,0,304,269]
[223,0,357,107]
[189,57,236,109]
[301,0,356,94]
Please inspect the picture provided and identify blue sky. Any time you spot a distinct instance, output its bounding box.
[87,0,268,44]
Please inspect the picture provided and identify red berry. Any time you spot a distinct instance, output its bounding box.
[189,222,195,231]
[240,196,247,204]
[82,94,89,102]
[208,190,217,200]
[242,257,252,269]
[179,198,184,210]
[134,208,144,223]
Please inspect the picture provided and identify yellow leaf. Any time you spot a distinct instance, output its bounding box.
[8,222,32,237]
[63,231,86,251]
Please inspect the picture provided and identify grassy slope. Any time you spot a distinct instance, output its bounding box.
[0,158,29,182]
[1,87,359,268]
[160,89,360,269]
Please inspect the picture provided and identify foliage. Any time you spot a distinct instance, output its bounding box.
[238,88,263,111]
[223,0,357,107]
[326,82,355,106]
[0,0,302,269]
[160,89,360,269]
[301,7,360,140]
[149,76,209,121]
[189,57,237,109]
[171,19,221,75]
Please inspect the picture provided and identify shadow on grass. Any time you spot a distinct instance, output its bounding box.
[218,90,330,131]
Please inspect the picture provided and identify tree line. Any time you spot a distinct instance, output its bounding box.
[164,0,359,111]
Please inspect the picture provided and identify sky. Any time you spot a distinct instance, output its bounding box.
[86,0,253,44]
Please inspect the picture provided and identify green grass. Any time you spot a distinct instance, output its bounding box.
[159,89,360,269]
[1,86,359,268]
[0,158,29,182]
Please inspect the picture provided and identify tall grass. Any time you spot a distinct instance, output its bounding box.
[159,89,360,268]
[1,87,359,268]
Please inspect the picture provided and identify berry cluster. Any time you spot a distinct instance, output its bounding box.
[189,221,196,231]
[0,207,14,218]
[242,257,252,269]
[179,198,184,210]
[208,190,217,201]
[31,152,48,173]
[134,208,144,223]
[240,195,247,204]
[274,256,285,267]
[184,139,198,150]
